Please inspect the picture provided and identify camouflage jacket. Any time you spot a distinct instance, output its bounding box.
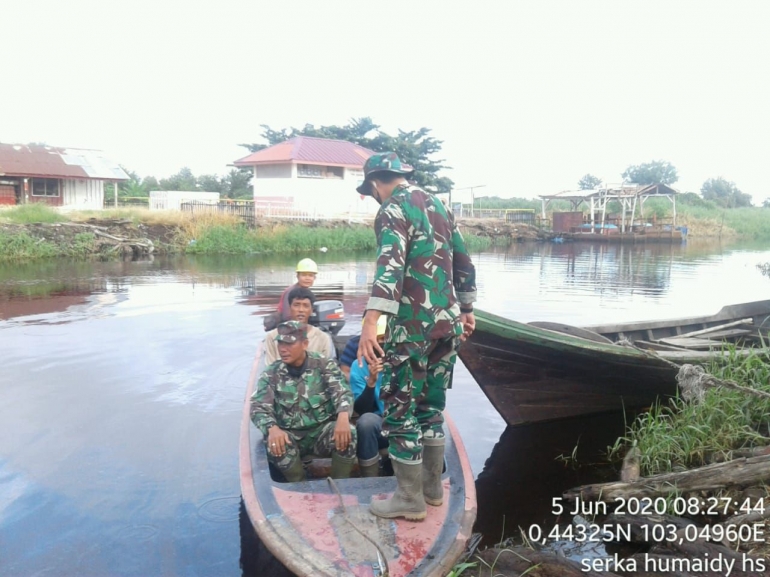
[368,184,477,342]
[250,352,353,436]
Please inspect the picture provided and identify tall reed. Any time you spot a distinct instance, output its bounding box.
[609,348,770,476]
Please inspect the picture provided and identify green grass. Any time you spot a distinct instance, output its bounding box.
[0,230,100,260]
[0,230,59,259]
[464,235,493,252]
[609,347,770,476]
[0,204,68,224]
[183,222,499,254]
[183,224,378,254]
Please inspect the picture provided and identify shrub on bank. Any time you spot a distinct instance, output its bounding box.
[610,348,770,476]
[463,235,492,251]
[0,204,67,224]
[0,230,59,259]
[183,223,378,254]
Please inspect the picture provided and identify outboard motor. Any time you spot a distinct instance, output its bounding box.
[309,300,345,335]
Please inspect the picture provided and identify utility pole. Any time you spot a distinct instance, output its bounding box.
[454,184,486,217]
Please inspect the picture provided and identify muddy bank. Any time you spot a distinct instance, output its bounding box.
[0,216,551,261]
[0,219,173,259]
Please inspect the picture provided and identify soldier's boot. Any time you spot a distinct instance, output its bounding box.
[359,455,380,478]
[330,454,356,479]
[281,457,306,483]
[422,438,445,506]
[370,461,427,521]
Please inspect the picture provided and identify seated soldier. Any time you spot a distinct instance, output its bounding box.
[250,321,357,482]
[264,258,318,330]
[349,316,389,477]
[264,287,334,364]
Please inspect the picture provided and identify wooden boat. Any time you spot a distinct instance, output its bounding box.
[459,300,770,427]
[239,342,476,577]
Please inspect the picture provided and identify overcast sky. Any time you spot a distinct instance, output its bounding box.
[3,1,769,203]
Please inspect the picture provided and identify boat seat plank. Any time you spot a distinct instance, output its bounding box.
[676,318,753,339]
[693,328,753,340]
[658,336,730,350]
[634,340,692,352]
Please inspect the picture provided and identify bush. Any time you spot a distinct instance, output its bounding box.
[0,230,58,259]
[1,204,67,224]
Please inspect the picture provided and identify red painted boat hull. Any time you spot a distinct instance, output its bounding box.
[239,344,477,577]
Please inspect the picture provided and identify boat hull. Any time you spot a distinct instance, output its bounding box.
[240,344,477,577]
[459,314,676,426]
[459,300,770,426]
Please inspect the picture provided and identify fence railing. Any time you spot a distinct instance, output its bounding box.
[103,197,150,208]
[181,200,256,226]
[458,208,536,223]
[179,200,373,226]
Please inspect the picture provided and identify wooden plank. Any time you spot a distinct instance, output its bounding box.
[634,340,691,352]
[676,318,753,339]
[658,336,726,350]
[697,328,753,340]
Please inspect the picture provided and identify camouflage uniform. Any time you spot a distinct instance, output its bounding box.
[363,154,477,463]
[250,341,356,472]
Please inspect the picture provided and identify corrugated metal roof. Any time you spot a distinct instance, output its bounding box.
[233,136,375,168]
[0,143,129,180]
[540,183,679,201]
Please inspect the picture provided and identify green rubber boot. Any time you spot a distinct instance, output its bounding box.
[359,455,380,478]
[422,439,445,506]
[370,461,427,521]
[330,454,356,479]
[281,457,307,482]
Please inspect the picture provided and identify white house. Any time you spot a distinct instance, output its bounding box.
[0,143,128,209]
[233,136,379,217]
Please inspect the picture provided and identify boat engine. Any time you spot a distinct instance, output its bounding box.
[309,300,346,335]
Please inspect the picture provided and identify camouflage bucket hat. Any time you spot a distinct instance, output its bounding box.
[356,152,415,195]
[275,321,308,343]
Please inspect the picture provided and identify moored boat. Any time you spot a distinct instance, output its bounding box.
[459,300,770,427]
[239,342,477,577]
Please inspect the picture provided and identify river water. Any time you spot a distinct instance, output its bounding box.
[2,239,770,576]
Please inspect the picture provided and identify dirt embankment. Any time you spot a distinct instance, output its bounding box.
[458,219,552,242]
[0,219,177,258]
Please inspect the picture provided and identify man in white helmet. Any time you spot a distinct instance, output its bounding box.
[265,258,319,330]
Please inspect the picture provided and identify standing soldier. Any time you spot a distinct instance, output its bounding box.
[356,152,477,520]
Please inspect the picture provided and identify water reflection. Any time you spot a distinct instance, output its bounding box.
[474,414,627,548]
[2,239,770,576]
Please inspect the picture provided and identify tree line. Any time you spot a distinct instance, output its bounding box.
[108,121,764,210]
[112,166,254,200]
[577,160,760,209]
[111,117,452,201]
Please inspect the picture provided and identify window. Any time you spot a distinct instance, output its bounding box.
[297,164,344,179]
[31,178,60,197]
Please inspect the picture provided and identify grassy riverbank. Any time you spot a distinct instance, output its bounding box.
[3,201,769,261]
[0,205,493,260]
[449,352,770,576]
[610,349,770,474]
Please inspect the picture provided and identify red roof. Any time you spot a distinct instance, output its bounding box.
[0,143,128,180]
[233,136,374,168]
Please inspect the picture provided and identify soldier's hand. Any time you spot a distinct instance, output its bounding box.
[460,312,476,340]
[333,413,351,452]
[358,312,384,367]
[267,426,291,457]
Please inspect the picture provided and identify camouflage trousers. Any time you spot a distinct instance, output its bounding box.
[267,420,357,471]
[380,335,459,463]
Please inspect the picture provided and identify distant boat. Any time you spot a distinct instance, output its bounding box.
[459,300,770,426]
[239,342,477,577]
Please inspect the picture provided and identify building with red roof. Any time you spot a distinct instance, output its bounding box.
[0,143,128,209]
[233,136,378,217]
